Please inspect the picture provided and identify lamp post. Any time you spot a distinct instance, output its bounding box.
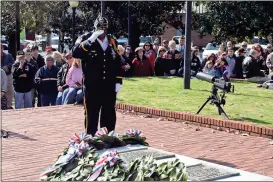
[69,1,79,45]
[15,1,20,51]
[128,1,132,47]
[183,1,192,89]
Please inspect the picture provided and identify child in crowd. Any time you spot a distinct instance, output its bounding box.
[214,57,230,81]
[203,60,215,76]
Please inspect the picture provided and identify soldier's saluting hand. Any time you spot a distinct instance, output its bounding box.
[72,15,123,136]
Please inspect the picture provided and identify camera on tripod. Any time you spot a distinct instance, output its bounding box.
[195,72,235,120]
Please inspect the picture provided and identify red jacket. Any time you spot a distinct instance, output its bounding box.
[145,50,156,73]
[132,57,153,77]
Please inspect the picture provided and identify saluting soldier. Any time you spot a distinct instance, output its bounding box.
[72,15,122,136]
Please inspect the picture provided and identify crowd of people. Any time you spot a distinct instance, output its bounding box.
[1,36,273,110]
[117,37,273,83]
[1,44,83,110]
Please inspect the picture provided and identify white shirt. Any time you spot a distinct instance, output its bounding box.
[97,37,108,51]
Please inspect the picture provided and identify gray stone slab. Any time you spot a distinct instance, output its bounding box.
[120,148,175,164]
[96,144,148,156]
[187,164,240,181]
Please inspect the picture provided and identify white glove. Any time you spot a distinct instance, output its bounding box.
[170,69,176,75]
[88,30,104,43]
[115,83,121,93]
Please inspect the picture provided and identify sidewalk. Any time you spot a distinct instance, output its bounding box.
[2,105,273,181]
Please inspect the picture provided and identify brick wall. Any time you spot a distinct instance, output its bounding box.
[161,17,212,48]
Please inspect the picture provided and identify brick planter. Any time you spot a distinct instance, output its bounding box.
[116,102,273,139]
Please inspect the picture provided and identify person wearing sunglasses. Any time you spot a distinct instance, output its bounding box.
[143,41,156,75]
[56,52,74,105]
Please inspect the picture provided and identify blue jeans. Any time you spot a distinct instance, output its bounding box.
[56,88,69,105]
[41,93,57,106]
[14,91,32,109]
[63,87,83,104]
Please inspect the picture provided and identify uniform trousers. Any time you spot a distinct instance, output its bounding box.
[83,84,117,136]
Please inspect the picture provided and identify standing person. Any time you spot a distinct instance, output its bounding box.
[63,58,83,104]
[52,51,66,69]
[35,56,59,106]
[234,48,246,78]
[226,41,234,50]
[45,46,53,57]
[176,36,185,54]
[31,45,45,69]
[163,40,182,76]
[1,44,15,109]
[132,47,153,77]
[23,48,38,107]
[216,43,226,58]
[118,45,131,78]
[1,68,8,110]
[124,45,134,77]
[12,51,35,109]
[143,41,156,74]
[72,15,123,136]
[56,52,74,105]
[162,40,169,51]
[235,41,248,56]
[225,48,236,77]
[32,45,45,107]
[153,39,160,57]
[154,46,166,76]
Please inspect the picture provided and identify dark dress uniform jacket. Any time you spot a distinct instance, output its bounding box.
[72,34,122,135]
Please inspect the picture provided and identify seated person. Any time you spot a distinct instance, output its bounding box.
[243,49,270,83]
[214,57,230,81]
[56,52,74,105]
[63,58,83,104]
[190,49,201,76]
[203,60,215,76]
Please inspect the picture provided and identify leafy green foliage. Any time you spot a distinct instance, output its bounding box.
[1,1,185,49]
[192,2,273,42]
[44,148,98,181]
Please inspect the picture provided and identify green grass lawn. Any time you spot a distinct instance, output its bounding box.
[117,77,273,126]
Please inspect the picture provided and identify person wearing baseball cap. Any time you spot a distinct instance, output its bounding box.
[72,14,123,136]
[12,50,35,109]
[1,43,15,109]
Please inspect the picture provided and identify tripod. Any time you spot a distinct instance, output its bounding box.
[196,85,229,120]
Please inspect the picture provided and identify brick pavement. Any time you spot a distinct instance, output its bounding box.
[2,105,273,181]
